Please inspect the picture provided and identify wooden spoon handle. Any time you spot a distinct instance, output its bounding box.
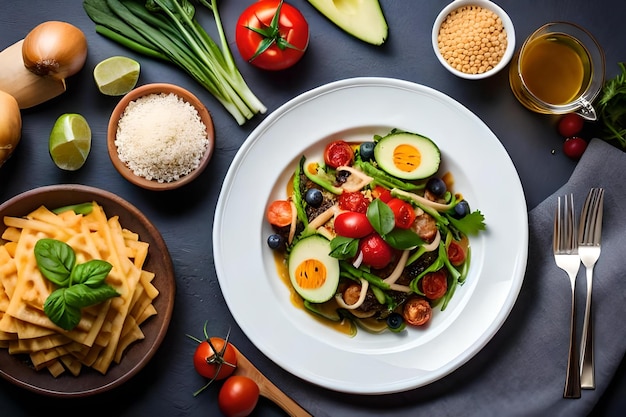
[234,348,312,417]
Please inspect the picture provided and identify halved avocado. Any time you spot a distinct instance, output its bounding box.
[288,235,340,303]
[307,0,388,45]
[374,132,441,180]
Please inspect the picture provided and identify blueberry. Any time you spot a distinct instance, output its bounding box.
[386,312,406,332]
[359,142,375,161]
[267,234,283,250]
[426,177,447,197]
[454,200,470,218]
[305,188,323,208]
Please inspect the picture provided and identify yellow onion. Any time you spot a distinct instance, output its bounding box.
[22,21,88,80]
[0,90,22,167]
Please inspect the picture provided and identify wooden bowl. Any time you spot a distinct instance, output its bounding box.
[0,184,175,397]
[107,83,215,191]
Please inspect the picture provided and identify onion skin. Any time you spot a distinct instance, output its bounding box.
[22,21,88,80]
[0,90,22,167]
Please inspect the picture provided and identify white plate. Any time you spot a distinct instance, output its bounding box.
[213,78,528,394]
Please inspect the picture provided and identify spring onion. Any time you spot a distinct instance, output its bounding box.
[83,0,266,125]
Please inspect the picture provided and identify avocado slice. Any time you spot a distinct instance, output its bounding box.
[307,0,388,45]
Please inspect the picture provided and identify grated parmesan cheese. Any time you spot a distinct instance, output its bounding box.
[115,92,209,183]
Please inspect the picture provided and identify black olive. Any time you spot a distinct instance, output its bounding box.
[454,200,470,218]
[426,177,447,197]
[304,188,323,208]
[267,234,284,250]
[387,312,406,332]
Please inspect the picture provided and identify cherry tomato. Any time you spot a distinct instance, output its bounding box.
[337,191,369,213]
[563,137,588,160]
[324,140,354,168]
[403,297,432,326]
[359,233,393,269]
[266,200,292,227]
[218,376,260,417]
[235,0,309,71]
[421,270,448,300]
[193,337,237,381]
[387,198,416,229]
[334,212,374,238]
[371,185,392,203]
[557,113,584,138]
[447,241,466,266]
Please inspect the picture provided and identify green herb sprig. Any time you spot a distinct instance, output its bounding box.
[34,238,119,331]
[597,62,626,149]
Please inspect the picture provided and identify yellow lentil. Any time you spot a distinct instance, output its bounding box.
[437,5,507,75]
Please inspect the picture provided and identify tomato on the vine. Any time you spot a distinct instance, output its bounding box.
[235,0,309,71]
[218,375,260,417]
[324,140,354,168]
[387,198,416,229]
[193,337,237,381]
[359,233,393,269]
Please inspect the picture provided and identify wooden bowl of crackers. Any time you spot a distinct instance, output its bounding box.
[0,184,175,397]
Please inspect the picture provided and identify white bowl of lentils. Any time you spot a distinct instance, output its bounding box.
[432,0,515,79]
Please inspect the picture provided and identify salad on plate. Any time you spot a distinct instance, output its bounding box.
[265,129,486,336]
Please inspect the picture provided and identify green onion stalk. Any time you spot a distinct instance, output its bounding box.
[83,0,267,125]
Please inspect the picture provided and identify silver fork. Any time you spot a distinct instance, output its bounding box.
[578,187,605,390]
[553,194,582,399]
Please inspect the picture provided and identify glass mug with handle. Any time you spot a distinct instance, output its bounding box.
[509,22,605,120]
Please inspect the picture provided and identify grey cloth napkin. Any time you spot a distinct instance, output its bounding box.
[305,138,626,416]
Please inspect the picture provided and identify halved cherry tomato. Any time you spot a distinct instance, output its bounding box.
[324,140,354,168]
[359,233,393,269]
[387,198,416,229]
[334,212,374,238]
[337,191,369,213]
[371,185,392,203]
[235,0,309,71]
[403,297,432,326]
[218,375,260,417]
[266,200,292,227]
[193,337,237,381]
[447,241,466,266]
[421,270,448,300]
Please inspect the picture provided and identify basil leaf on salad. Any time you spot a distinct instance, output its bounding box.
[366,198,395,236]
[330,236,358,259]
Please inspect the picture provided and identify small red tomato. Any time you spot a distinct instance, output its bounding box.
[266,200,293,227]
[557,113,584,138]
[193,337,237,381]
[403,297,432,326]
[371,185,392,203]
[235,0,309,71]
[324,140,354,168]
[447,241,466,266]
[359,233,393,269]
[563,137,588,160]
[387,198,416,229]
[334,212,374,238]
[421,270,448,300]
[218,376,260,417]
[337,191,369,213]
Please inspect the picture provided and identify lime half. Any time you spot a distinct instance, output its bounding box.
[93,56,140,96]
[49,113,92,171]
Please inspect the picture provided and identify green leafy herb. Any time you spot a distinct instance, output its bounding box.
[366,198,424,249]
[83,0,266,125]
[597,62,626,149]
[444,210,486,237]
[34,238,119,331]
[329,236,358,259]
